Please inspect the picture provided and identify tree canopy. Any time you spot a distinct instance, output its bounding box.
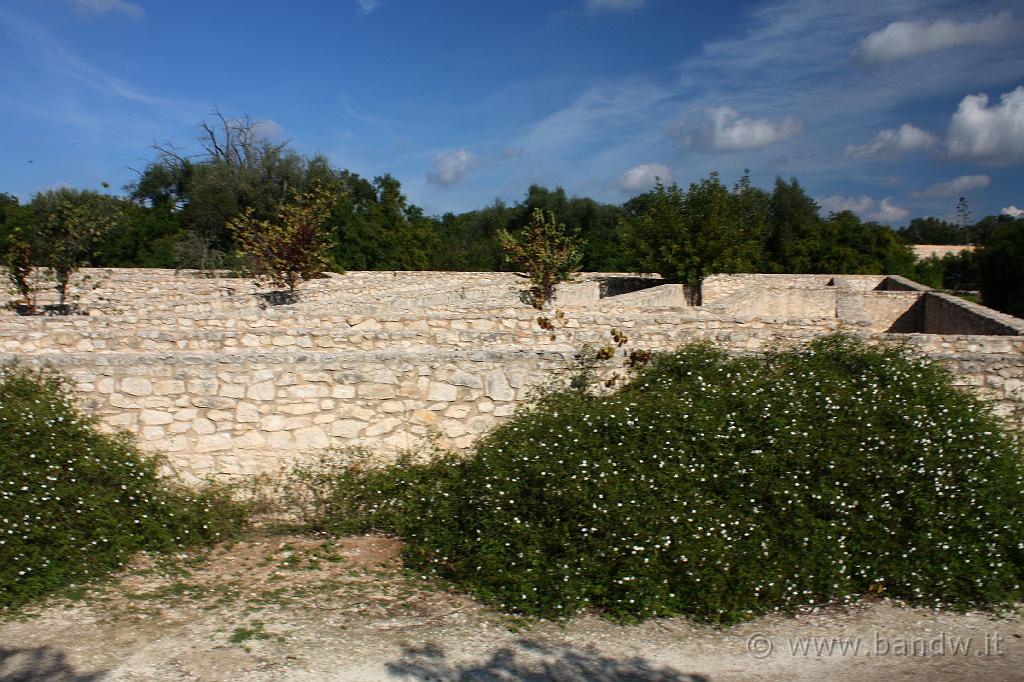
[3,113,1022,319]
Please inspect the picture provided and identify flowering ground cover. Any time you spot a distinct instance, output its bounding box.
[0,365,249,610]
[312,335,1024,624]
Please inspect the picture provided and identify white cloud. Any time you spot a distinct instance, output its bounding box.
[72,0,144,19]
[857,12,1015,63]
[946,85,1024,163]
[586,0,645,10]
[919,174,990,198]
[251,119,285,141]
[355,0,384,15]
[845,123,936,159]
[673,106,802,151]
[521,79,669,152]
[1002,205,1024,218]
[427,149,478,187]
[618,164,672,191]
[817,194,909,223]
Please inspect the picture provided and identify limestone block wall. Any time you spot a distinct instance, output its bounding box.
[1,269,1021,480]
[9,350,561,482]
[889,334,1024,421]
[922,294,1024,336]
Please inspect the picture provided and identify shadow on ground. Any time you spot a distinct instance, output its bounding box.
[386,639,708,681]
[0,647,105,682]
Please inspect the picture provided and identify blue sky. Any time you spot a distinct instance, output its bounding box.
[1,0,1022,224]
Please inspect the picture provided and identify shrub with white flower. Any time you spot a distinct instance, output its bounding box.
[319,335,1024,624]
[0,365,248,609]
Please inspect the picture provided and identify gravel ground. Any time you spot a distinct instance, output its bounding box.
[1,532,1021,681]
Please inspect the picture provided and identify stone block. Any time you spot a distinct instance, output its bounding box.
[286,384,329,399]
[153,379,185,395]
[186,378,219,396]
[140,409,173,426]
[331,420,365,438]
[426,381,458,402]
[294,426,329,449]
[260,414,286,432]
[219,383,246,399]
[120,376,152,396]
[449,370,482,388]
[247,381,277,401]
[236,402,260,423]
[364,417,401,437]
[283,415,313,430]
[484,370,515,402]
[358,383,397,399]
[278,402,319,416]
[493,404,516,417]
[196,432,233,453]
[331,384,356,399]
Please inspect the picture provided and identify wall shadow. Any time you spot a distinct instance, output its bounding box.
[0,646,106,682]
[385,639,709,681]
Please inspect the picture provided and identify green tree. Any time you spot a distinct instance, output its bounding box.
[765,177,823,272]
[898,217,969,245]
[498,208,584,309]
[28,189,124,309]
[429,202,512,271]
[518,185,630,272]
[975,217,1024,318]
[622,172,767,304]
[328,173,436,271]
[228,182,341,299]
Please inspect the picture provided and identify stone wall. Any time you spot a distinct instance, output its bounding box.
[1,269,1020,480]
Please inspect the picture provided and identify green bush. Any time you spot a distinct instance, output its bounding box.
[0,365,249,609]
[316,336,1024,624]
[275,446,462,536]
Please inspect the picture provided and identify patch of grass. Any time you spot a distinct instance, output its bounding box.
[228,621,269,645]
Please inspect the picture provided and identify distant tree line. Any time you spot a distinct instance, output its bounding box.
[1,113,1022,317]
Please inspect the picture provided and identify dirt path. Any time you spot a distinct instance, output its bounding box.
[1,532,1021,681]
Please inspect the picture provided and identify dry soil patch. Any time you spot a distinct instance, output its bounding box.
[1,531,1021,681]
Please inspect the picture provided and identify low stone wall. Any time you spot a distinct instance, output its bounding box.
[1,269,1020,480]
[922,294,1024,336]
[1,318,847,481]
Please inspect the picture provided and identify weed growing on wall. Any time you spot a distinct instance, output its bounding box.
[309,335,1024,624]
[0,365,249,610]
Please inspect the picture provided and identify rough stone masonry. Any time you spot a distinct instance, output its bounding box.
[2,269,1022,482]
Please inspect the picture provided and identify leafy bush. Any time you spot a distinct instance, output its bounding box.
[228,181,340,298]
[498,208,584,309]
[0,365,249,609]
[314,336,1024,624]
[275,447,461,536]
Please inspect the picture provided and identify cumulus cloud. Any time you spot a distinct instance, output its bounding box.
[946,86,1024,163]
[586,0,645,10]
[618,164,672,191]
[72,0,143,19]
[251,119,285,141]
[845,123,936,159]
[1002,205,1024,218]
[673,106,802,151]
[919,174,991,198]
[426,149,478,188]
[857,12,1015,63]
[817,195,909,224]
[355,0,384,15]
